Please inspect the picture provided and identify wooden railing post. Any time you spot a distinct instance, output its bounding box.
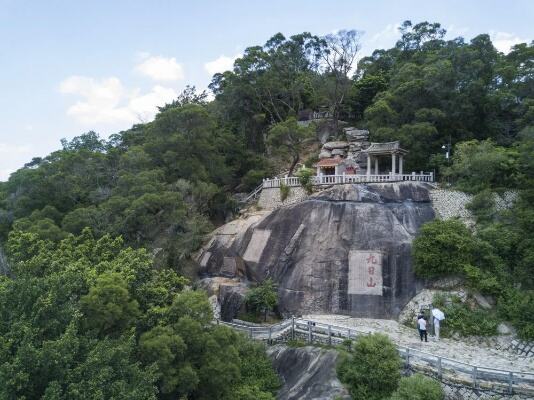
[328,325,332,345]
[308,322,312,343]
[292,316,295,340]
[268,326,272,344]
[249,327,253,339]
[406,348,410,366]
[437,357,442,379]
[472,366,477,388]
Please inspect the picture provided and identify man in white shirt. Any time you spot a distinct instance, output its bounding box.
[417,316,428,342]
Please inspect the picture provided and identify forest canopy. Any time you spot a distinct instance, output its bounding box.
[0,20,533,397]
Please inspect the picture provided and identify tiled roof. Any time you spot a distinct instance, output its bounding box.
[362,141,407,154]
[315,157,343,167]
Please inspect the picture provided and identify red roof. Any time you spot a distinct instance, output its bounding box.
[315,157,343,167]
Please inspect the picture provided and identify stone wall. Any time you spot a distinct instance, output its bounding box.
[429,189,474,224]
[429,189,517,226]
[258,186,309,210]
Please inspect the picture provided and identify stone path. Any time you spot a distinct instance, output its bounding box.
[304,314,534,374]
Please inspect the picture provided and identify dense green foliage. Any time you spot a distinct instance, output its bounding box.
[432,294,499,337]
[413,219,476,278]
[244,279,278,322]
[0,231,279,399]
[389,374,443,400]
[338,334,402,400]
[0,20,533,396]
[413,132,534,338]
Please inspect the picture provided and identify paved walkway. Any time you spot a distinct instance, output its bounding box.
[304,314,534,373]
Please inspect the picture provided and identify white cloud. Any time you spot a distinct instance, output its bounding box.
[491,31,528,53]
[204,54,240,76]
[59,75,178,126]
[135,55,185,81]
[0,143,31,154]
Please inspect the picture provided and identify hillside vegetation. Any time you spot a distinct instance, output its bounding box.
[0,20,532,398]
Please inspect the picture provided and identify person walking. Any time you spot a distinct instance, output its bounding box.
[418,315,428,342]
[431,308,445,341]
[433,316,441,340]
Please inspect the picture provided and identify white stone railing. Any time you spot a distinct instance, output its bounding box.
[262,172,434,188]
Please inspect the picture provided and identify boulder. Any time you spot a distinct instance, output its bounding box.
[497,322,513,335]
[268,345,351,400]
[319,150,332,159]
[344,128,369,142]
[199,182,435,319]
[473,292,494,309]
[331,149,346,156]
[323,141,349,150]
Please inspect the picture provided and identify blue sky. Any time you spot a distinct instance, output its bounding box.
[1,0,533,181]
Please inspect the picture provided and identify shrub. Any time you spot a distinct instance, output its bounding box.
[433,294,499,337]
[296,168,314,195]
[337,334,401,400]
[498,289,534,340]
[245,279,278,322]
[279,183,290,201]
[413,219,476,278]
[389,374,444,400]
[466,189,497,224]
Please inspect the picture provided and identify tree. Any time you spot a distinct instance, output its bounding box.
[245,279,278,321]
[412,219,477,278]
[80,272,140,337]
[319,30,362,128]
[267,117,315,175]
[337,333,401,400]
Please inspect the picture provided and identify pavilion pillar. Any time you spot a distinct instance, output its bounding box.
[366,154,371,177]
[399,154,404,175]
[391,153,396,175]
[374,157,379,175]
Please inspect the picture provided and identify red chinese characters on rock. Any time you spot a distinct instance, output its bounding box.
[348,250,383,295]
[366,255,378,287]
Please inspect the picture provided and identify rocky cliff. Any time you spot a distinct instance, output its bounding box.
[198,182,435,320]
[268,345,350,400]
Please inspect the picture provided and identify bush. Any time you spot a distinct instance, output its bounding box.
[498,289,534,340]
[337,334,401,400]
[245,279,278,322]
[466,189,497,224]
[413,219,476,278]
[389,374,444,400]
[296,168,315,195]
[242,169,268,191]
[279,183,290,201]
[433,295,499,337]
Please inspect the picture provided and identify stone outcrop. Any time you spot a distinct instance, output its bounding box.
[267,344,350,400]
[198,182,435,320]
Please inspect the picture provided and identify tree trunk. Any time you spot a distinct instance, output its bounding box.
[288,154,300,176]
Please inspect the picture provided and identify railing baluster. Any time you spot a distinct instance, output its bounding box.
[508,372,513,394]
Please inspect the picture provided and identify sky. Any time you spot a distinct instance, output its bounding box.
[0,0,533,181]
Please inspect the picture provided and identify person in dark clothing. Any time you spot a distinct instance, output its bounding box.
[417,316,428,342]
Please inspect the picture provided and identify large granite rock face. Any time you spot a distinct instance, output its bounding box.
[268,345,350,400]
[198,182,435,319]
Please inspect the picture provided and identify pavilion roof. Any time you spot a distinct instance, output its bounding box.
[315,157,344,167]
[362,141,408,155]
